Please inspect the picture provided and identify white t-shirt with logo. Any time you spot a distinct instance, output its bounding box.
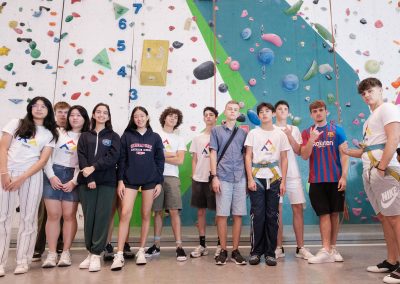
[245,127,291,179]
[276,125,302,179]
[3,118,55,171]
[160,129,186,178]
[44,128,81,184]
[362,103,400,170]
[189,133,211,182]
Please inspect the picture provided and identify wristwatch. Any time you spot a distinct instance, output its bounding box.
[210,174,217,180]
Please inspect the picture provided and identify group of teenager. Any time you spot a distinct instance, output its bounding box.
[0,77,399,283]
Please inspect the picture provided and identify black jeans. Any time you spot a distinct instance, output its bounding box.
[249,178,280,258]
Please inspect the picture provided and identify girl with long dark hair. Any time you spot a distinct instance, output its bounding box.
[41,105,90,268]
[111,106,164,270]
[0,96,58,276]
[77,103,120,272]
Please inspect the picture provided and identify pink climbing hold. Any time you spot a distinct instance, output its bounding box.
[168,26,175,31]
[224,57,232,64]
[374,20,383,28]
[14,28,23,34]
[395,93,400,105]
[241,10,248,18]
[230,60,240,71]
[249,48,254,52]
[190,36,198,42]
[248,78,256,86]
[345,8,350,16]
[358,112,365,118]
[352,208,362,216]
[261,33,283,47]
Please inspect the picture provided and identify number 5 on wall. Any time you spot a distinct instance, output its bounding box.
[117,40,126,51]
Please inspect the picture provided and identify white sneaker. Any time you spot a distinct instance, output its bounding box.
[308,248,335,264]
[295,247,314,260]
[275,247,285,259]
[42,251,58,268]
[190,245,209,258]
[88,254,101,272]
[214,245,221,258]
[136,248,147,265]
[14,262,29,275]
[58,250,72,267]
[0,265,5,277]
[383,267,400,284]
[79,253,92,269]
[111,252,124,271]
[331,246,344,262]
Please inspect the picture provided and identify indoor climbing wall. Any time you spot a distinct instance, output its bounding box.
[1,0,399,227]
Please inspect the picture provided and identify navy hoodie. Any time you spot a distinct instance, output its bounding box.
[77,128,121,187]
[118,127,165,186]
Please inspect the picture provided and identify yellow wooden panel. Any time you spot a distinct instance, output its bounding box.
[139,40,169,86]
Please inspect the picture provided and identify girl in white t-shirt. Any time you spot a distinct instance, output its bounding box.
[0,97,58,276]
[42,105,90,269]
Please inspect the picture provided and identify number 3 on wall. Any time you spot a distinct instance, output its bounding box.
[119,18,127,30]
[129,88,138,100]
[117,40,126,51]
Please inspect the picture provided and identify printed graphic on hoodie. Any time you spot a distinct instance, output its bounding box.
[131,143,153,155]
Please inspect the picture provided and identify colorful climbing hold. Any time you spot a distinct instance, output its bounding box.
[4,63,13,71]
[284,0,303,15]
[241,28,252,40]
[230,61,240,71]
[261,33,283,47]
[0,46,10,56]
[282,74,299,91]
[247,109,261,126]
[303,60,318,80]
[30,49,41,58]
[314,23,333,43]
[92,48,112,69]
[364,59,380,74]
[71,92,81,100]
[73,59,84,66]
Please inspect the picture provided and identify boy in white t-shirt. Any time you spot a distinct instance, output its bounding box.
[146,107,187,261]
[274,100,314,260]
[189,107,218,258]
[244,102,290,266]
[344,78,400,283]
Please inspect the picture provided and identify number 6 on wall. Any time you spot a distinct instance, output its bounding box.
[119,18,127,30]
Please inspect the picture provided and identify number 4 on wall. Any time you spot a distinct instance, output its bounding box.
[118,66,127,77]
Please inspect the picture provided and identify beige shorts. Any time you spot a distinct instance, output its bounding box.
[152,176,182,211]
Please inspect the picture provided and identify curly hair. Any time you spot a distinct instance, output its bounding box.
[159,107,183,130]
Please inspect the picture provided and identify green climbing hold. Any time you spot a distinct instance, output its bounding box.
[28,87,33,91]
[74,59,84,66]
[26,28,32,32]
[113,3,129,19]
[65,15,73,22]
[92,48,111,69]
[327,93,336,104]
[29,41,37,49]
[303,60,318,81]
[4,63,13,71]
[314,23,333,43]
[30,49,41,58]
[60,32,68,39]
[284,0,303,15]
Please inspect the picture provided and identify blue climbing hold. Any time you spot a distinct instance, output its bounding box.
[257,48,275,66]
[247,109,261,126]
[241,28,252,40]
[282,74,299,92]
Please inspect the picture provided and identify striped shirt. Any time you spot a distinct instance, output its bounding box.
[301,123,346,183]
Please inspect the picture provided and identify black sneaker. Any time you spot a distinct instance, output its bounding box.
[231,249,246,265]
[103,243,114,261]
[248,254,261,265]
[176,247,187,262]
[215,249,228,265]
[265,256,277,266]
[145,244,160,258]
[32,252,42,262]
[123,242,135,259]
[367,260,400,273]
[383,267,400,283]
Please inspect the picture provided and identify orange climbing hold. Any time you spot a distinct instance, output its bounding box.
[71,92,81,100]
[50,11,57,16]
[391,77,400,89]
[49,22,56,26]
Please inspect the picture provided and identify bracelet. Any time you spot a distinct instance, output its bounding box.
[377,167,386,172]
[0,172,9,175]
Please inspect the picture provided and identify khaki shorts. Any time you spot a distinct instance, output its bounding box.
[152,176,182,211]
[363,167,400,216]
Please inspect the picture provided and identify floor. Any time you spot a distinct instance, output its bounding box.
[2,225,390,284]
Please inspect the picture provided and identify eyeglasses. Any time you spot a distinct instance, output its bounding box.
[32,104,47,110]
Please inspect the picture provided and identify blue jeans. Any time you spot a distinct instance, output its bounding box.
[43,164,79,202]
[249,178,280,258]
